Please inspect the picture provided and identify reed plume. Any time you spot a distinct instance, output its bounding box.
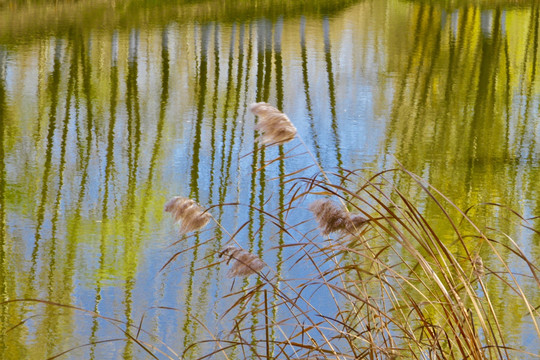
[472,254,485,278]
[164,196,211,233]
[219,246,266,278]
[309,199,367,236]
[249,102,297,145]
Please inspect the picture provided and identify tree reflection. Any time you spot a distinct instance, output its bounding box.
[0,46,9,359]
[381,3,539,350]
[383,3,539,212]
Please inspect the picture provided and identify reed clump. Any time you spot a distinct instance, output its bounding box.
[9,103,536,360]
[204,167,539,359]
[182,103,539,360]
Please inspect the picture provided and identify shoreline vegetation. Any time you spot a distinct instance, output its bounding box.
[4,103,538,359]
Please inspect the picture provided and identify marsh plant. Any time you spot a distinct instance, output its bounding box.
[159,103,540,359]
[4,103,539,360]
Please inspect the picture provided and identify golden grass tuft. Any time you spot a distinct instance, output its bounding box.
[164,196,211,233]
[219,246,266,278]
[249,102,297,145]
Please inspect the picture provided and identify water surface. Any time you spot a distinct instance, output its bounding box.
[0,0,538,358]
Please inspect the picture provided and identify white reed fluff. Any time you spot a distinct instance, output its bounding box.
[164,196,211,233]
[219,246,266,278]
[309,199,367,236]
[249,102,297,145]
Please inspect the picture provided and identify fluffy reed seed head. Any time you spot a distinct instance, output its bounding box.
[164,196,211,233]
[309,199,367,236]
[472,254,485,278]
[219,246,266,278]
[249,102,297,145]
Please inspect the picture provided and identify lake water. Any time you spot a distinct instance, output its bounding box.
[0,0,539,359]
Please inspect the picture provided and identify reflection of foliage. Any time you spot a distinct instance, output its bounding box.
[383,3,539,227]
[402,0,536,10]
[0,0,360,44]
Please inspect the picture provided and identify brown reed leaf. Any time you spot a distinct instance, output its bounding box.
[219,246,266,278]
[309,199,367,236]
[249,102,297,145]
[164,196,211,233]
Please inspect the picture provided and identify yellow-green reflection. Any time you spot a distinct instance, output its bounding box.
[0,46,9,358]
